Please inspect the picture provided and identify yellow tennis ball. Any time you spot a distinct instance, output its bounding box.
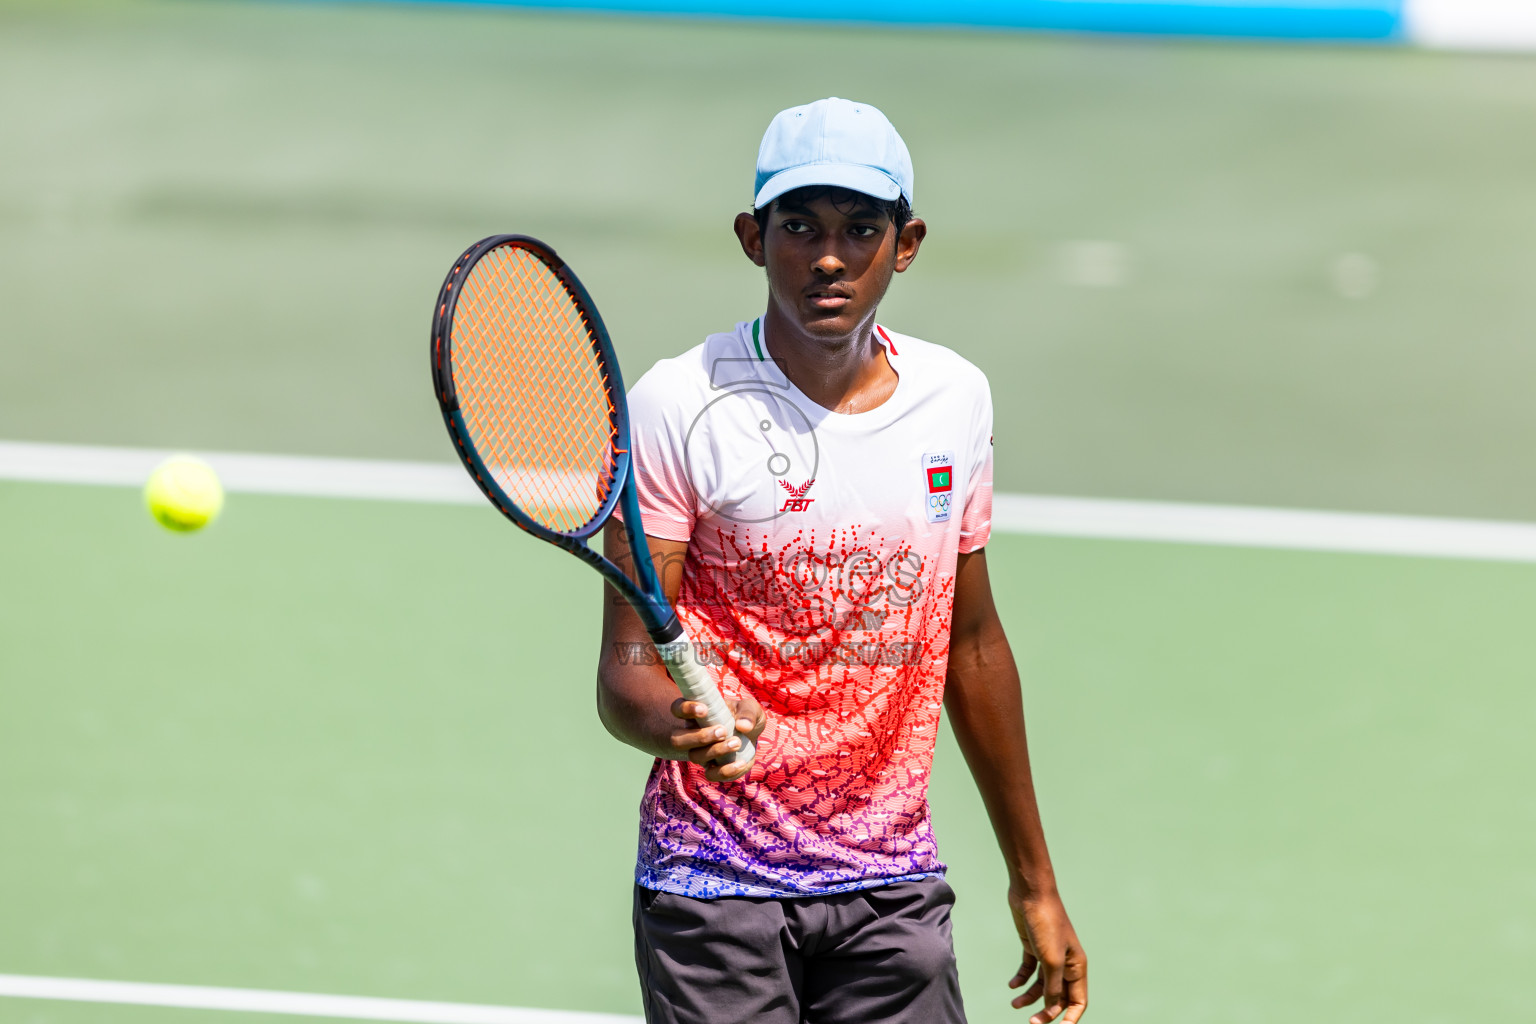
[144,455,224,533]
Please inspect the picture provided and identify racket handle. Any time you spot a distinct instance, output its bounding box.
[654,640,757,768]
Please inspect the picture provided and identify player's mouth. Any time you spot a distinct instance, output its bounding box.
[806,286,853,310]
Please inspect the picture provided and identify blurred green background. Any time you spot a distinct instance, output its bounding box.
[2,2,1534,1023]
[5,0,1536,516]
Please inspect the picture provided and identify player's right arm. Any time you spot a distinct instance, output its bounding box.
[596,522,765,782]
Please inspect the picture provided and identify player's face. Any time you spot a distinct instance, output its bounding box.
[737,193,924,342]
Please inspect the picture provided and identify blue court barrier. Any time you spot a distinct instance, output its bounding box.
[430,0,1403,40]
[344,0,1535,49]
[374,0,1400,39]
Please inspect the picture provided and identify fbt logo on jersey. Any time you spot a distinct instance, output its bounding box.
[922,451,954,524]
[778,478,816,513]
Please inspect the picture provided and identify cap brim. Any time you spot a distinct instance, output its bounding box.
[753,163,903,210]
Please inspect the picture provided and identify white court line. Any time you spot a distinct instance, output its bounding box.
[0,440,484,504]
[990,493,1536,564]
[0,973,640,1023]
[4,440,1536,564]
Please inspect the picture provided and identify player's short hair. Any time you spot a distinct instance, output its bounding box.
[754,185,913,241]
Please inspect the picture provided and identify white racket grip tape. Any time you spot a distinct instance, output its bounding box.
[654,639,757,766]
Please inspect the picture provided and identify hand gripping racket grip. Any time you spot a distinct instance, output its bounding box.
[653,640,757,767]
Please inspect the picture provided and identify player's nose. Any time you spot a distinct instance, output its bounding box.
[812,253,845,276]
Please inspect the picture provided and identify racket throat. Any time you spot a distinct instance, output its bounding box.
[647,613,685,647]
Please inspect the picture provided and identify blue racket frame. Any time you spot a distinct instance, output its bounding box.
[429,233,683,644]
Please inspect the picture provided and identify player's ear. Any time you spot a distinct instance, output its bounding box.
[894,217,926,273]
[734,211,766,268]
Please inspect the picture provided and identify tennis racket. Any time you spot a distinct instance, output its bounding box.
[429,234,754,766]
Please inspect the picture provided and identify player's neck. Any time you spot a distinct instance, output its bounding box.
[761,307,898,416]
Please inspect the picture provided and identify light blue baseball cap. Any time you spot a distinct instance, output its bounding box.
[753,97,914,211]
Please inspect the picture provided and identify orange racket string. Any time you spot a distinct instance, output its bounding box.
[451,245,617,534]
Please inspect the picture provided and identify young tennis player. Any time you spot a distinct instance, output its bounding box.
[597,97,1086,1024]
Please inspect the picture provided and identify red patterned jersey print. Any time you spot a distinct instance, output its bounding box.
[623,319,993,897]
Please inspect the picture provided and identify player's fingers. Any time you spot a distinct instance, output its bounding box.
[1010,977,1044,1010]
[1060,946,1088,1023]
[707,750,756,782]
[1029,954,1066,1024]
[1009,952,1038,992]
[670,698,709,723]
[1009,953,1042,1009]
[687,734,744,767]
[670,723,731,752]
[731,694,767,738]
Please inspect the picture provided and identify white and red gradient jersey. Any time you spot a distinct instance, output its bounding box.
[618,317,994,898]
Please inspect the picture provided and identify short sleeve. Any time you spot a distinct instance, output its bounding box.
[616,365,697,543]
[958,378,993,553]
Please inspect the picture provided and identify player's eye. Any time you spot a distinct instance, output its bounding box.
[849,223,880,238]
[782,220,812,235]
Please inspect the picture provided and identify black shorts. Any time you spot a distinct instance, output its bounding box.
[632,876,967,1024]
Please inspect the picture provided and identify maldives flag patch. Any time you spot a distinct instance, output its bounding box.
[923,450,954,524]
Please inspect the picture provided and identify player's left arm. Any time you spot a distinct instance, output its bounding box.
[945,548,1088,1024]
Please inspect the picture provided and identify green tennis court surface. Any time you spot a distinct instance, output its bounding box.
[4,0,1536,1021]
[3,479,1534,1022]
